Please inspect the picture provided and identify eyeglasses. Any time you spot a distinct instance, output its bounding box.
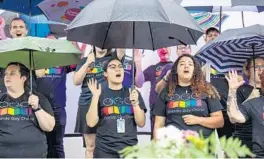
[107,64,123,70]
[177,46,190,51]
[250,65,264,70]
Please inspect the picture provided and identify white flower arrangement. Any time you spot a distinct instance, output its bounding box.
[120,125,254,158]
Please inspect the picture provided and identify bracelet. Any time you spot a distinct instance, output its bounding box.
[33,105,42,113]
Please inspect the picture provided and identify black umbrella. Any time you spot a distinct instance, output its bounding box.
[66,0,203,50]
[66,0,203,87]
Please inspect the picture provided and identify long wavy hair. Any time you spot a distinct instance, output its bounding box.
[167,54,219,98]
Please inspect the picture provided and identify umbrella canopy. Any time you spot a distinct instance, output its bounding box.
[195,24,264,73]
[38,0,93,24]
[182,0,264,12]
[20,14,67,37]
[66,0,203,50]
[192,12,229,31]
[0,36,82,69]
[0,0,43,16]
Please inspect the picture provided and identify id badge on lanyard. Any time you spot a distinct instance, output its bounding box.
[108,87,126,133]
[117,117,125,133]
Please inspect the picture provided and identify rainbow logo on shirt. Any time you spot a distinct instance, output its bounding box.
[102,105,134,116]
[87,67,103,74]
[45,68,62,75]
[168,99,202,108]
[0,107,32,116]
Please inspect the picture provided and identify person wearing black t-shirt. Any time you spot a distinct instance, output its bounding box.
[138,48,172,139]
[226,70,264,158]
[86,58,146,158]
[153,54,224,139]
[0,62,55,158]
[73,47,124,158]
[231,57,264,151]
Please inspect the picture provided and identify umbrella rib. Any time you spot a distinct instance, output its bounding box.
[186,28,196,44]
[102,22,112,49]
[148,22,155,50]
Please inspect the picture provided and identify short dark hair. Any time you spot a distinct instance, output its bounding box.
[7,62,29,79]
[205,27,220,35]
[103,57,122,72]
[243,56,264,79]
[9,17,27,29]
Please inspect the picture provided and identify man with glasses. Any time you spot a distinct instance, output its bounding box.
[155,45,192,94]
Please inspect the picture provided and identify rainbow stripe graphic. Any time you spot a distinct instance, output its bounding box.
[0,107,32,116]
[168,99,202,109]
[87,67,103,74]
[102,105,134,116]
[45,68,62,75]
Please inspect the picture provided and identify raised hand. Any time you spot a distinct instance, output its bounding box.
[134,49,143,63]
[86,52,95,69]
[87,78,101,98]
[129,88,139,106]
[225,70,245,90]
[28,94,40,110]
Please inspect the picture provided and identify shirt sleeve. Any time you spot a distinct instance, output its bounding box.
[75,58,87,72]
[159,64,172,80]
[137,90,147,113]
[239,100,253,122]
[153,88,168,117]
[206,96,223,113]
[65,65,77,73]
[36,92,54,116]
[143,66,153,82]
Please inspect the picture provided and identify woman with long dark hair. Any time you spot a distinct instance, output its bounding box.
[153,54,224,139]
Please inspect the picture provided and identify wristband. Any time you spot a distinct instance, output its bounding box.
[33,105,42,113]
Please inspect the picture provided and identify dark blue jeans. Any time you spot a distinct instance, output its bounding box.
[150,106,155,140]
[47,124,66,158]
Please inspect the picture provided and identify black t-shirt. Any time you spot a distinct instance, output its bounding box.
[0,91,54,158]
[76,54,116,106]
[36,66,74,125]
[154,86,223,137]
[233,85,263,149]
[210,74,229,110]
[240,97,264,158]
[94,86,146,153]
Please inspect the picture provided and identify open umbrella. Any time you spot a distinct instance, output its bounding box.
[0,36,82,91]
[0,0,43,16]
[20,14,67,38]
[195,24,264,86]
[66,0,203,87]
[38,0,93,24]
[181,0,264,28]
[66,0,203,50]
[0,36,81,69]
